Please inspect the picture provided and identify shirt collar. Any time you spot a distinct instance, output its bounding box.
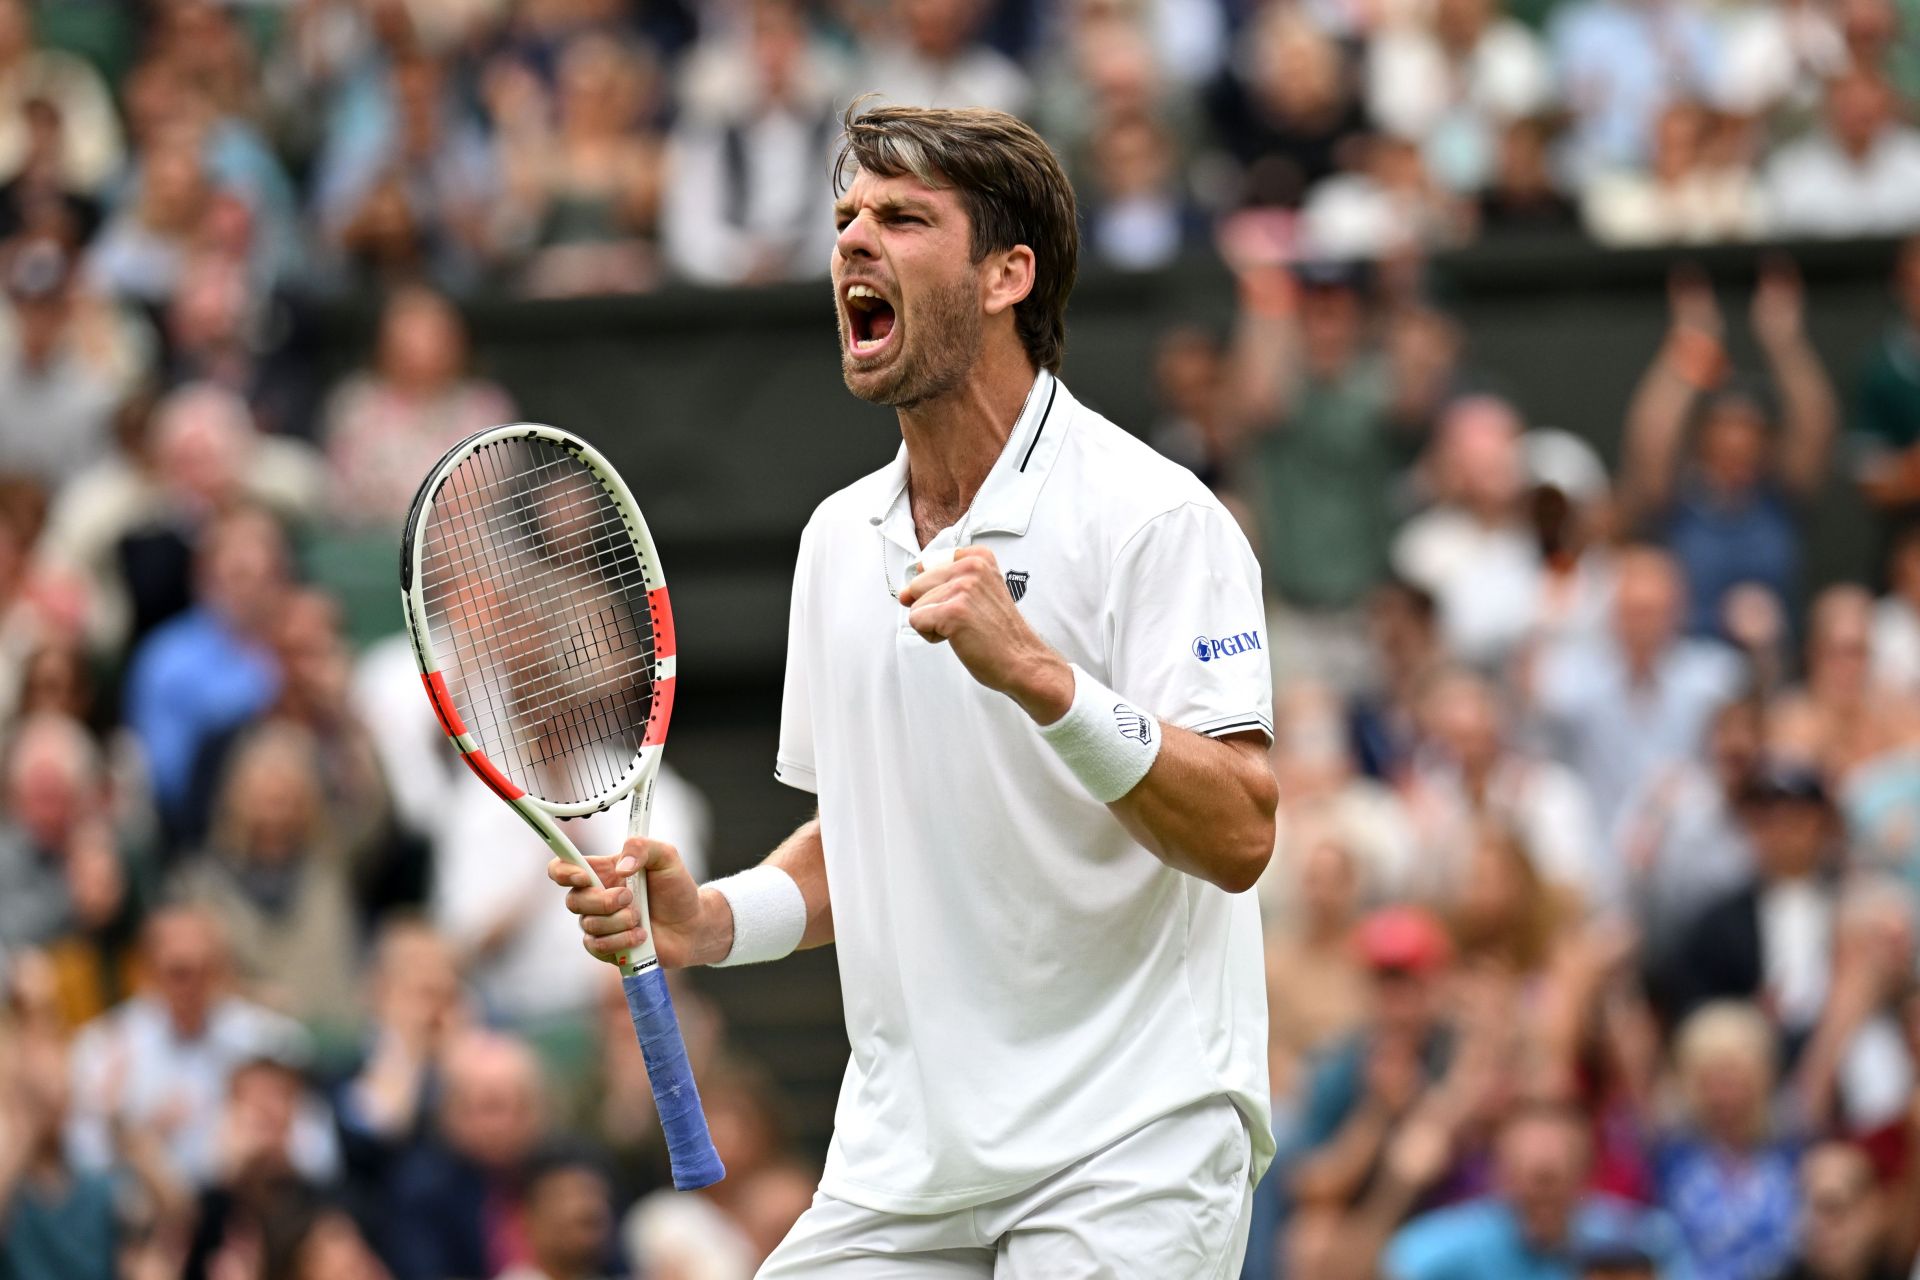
[865,370,1071,542]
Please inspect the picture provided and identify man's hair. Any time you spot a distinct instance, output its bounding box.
[834,100,1079,374]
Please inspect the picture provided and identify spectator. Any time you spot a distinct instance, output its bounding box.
[1852,237,1920,540]
[0,96,103,245]
[1407,669,1604,905]
[1286,907,1455,1224]
[1268,679,1419,913]
[662,0,842,287]
[85,120,223,306]
[1658,762,1845,1047]
[0,0,122,194]
[0,235,154,486]
[380,1030,550,1280]
[1445,823,1583,978]
[1716,0,1847,120]
[1264,830,1373,1100]
[1383,1102,1691,1280]
[1582,103,1767,246]
[1081,112,1207,272]
[1533,545,1745,829]
[1771,585,1920,782]
[1774,1141,1901,1280]
[1618,261,1837,638]
[1873,525,1920,693]
[0,713,130,1020]
[174,722,362,1037]
[35,381,322,659]
[1365,0,1554,194]
[321,285,513,530]
[124,503,288,845]
[259,1189,395,1280]
[498,1148,619,1280]
[1476,116,1582,237]
[1548,0,1722,179]
[497,34,666,297]
[313,51,499,293]
[1299,133,1475,261]
[1146,324,1235,491]
[1613,696,1765,967]
[65,904,331,1189]
[1652,1002,1801,1280]
[0,1034,126,1280]
[1226,261,1449,693]
[1393,395,1544,672]
[854,0,1030,116]
[1350,578,1447,785]
[183,1055,337,1280]
[1765,70,1920,238]
[1206,10,1368,210]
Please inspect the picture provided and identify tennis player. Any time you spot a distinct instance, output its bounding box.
[550,103,1278,1277]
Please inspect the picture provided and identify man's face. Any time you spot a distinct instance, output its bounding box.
[1498,1115,1589,1250]
[832,170,985,409]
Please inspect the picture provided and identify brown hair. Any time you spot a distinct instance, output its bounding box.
[834,100,1079,374]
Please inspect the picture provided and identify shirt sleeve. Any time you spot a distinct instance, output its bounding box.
[1105,500,1273,741]
[774,521,819,793]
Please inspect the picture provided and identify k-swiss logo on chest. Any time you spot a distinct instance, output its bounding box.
[1004,570,1030,603]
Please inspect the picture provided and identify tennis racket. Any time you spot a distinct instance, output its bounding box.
[399,423,724,1191]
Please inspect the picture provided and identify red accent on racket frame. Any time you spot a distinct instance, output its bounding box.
[422,672,466,738]
[463,750,526,802]
[644,675,675,747]
[649,587,676,660]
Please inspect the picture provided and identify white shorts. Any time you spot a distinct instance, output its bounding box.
[757,1097,1254,1279]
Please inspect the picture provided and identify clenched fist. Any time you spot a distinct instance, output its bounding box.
[895,545,1073,725]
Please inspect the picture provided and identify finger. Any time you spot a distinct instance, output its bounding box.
[583,929,645,963]
[898,558,962,606]
[951,545,998,569]
[580,908,640,937]
[547,857,591,889]
[907,600,957,643]
[563,879,635,919]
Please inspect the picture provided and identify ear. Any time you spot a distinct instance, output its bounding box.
[981,244,1036,319]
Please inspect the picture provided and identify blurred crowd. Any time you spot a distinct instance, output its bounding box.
[1215,233,1920,1280]
[5,1,1920,1280]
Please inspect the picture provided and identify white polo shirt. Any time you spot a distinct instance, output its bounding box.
[776,370,1275,1214]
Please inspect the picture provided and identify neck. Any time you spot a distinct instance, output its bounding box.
[896,346,1038,543]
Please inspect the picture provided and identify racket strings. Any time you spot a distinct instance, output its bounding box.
[420,437,659,805]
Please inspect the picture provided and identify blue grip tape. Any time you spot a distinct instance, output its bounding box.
[622,969,726,1190]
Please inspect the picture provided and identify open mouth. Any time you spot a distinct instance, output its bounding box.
[844,283,897,358]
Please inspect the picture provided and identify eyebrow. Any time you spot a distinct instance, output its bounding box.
[834,195,938,222]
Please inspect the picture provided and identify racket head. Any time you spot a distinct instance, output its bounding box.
[401,424,677,816]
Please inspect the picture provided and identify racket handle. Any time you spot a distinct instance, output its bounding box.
[622,968,725,1190]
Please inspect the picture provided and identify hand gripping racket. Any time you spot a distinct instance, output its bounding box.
[400,423,724,1190]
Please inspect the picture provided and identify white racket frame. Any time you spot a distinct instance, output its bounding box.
[400,422,676,976]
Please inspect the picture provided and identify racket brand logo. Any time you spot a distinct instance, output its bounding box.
[1113,704,1154,746]
[1005,570,1030,602]
[1192,631,1263,663]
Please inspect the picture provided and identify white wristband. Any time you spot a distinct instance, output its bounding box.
[1035,665,1162,803]
[708,865,807,967]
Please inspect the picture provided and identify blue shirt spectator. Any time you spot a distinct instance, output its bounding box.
[1386,1103,1693,1280]
[1534,548,1745,829]
[1549,0,1720,179]
[123,504,287,844]
[1386,1195,1693,1280]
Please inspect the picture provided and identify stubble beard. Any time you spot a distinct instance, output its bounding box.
[840,271,983,410]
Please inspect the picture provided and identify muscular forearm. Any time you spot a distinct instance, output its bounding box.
[1110,728,1277,893]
